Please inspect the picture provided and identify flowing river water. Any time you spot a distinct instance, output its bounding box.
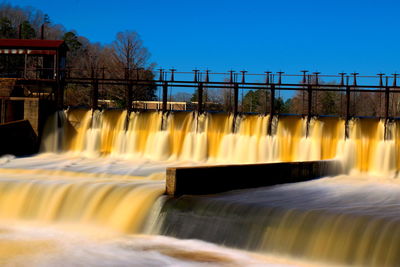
[0,108,399,266]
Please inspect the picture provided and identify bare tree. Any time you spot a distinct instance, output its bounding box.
[111,30,150,77]
[173,92,192,102]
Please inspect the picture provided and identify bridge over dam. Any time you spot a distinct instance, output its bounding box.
[0,60,399,140]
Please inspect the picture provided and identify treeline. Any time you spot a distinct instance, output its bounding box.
[172,82,397,117]
[0,3,156,107]
[239,83,394,117]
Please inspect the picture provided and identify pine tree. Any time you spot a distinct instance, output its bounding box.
[0,17,16,38]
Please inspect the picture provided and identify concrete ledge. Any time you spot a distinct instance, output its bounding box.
[0,120,38,156]
[166,160,341,196]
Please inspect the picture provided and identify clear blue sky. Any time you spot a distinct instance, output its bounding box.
[6,0,400,76]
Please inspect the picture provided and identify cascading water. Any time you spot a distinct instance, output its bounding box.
[40,109,355,165]
[1,108,400,266]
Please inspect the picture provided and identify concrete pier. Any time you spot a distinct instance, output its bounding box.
[166,160,341,196]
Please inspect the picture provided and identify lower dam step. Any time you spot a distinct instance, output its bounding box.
[166,160,341,196]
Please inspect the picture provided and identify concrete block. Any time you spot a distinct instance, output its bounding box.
[166,160,341,196]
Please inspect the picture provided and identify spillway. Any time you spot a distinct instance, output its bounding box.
[1,108,400,266]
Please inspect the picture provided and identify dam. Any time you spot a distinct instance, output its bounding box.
[0,0,399,263]
[0,108,399,266]
[0,55,400,266]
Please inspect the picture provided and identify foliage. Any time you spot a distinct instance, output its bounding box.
[242,89,269,113]
[62,31,82,52]
[274,97,292,114]
[0,3,157,105]
[0,17,15,38]
[20,20,35,39]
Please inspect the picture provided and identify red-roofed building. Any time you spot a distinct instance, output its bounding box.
[0,39,68,79]
[0,39,68,132]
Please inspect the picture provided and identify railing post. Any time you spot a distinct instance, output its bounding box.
[351,72,359,86]
[240,70,247,83]
[169,68,176,82]
[393,73,398,87]
[229,70,235,83]
[265,71,272,85]
[313,72,320,85]
[277,71,284,85]
[197,82,203,114]
[162,81,168,113]
[301,70,308,84]
[193,69,200,82]
[158,69,164,81]
[378,73,385,87]
[339,72,346,86]
[205,69,210,83]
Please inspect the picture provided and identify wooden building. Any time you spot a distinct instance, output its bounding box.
[0,39,68,135]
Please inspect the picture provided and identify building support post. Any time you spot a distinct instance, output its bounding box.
[306,85,313,137]
[385,86,390,121]
[345,85,351,139]
[1,99,5,124]
[24,54,27,78]
[54,50,64,110]
[91,78,99,110]
[197,82,203,114]
[233,82,239,116]
[232,82,239,132]
[125,67,132,113]
[126,81,133,112]
[384,83,390,140]
[162,82,168,113]
[57,80,65,110]
[267,84,275,135]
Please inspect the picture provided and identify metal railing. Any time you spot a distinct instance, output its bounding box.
[4,67,400,137]
[62,68,400,137]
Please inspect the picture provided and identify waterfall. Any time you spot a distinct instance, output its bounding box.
[1,108,400,266]
[39,109,398,175]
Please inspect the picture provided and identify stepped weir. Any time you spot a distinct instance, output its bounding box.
[1,68,400,265]
[0,109,399,265]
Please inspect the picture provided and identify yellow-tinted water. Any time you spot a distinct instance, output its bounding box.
[2,109,400,266]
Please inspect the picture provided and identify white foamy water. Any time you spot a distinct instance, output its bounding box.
[1,109,400,266]
[0,223,300,267]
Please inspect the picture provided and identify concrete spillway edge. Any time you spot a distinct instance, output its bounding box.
[166,160,342,196]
